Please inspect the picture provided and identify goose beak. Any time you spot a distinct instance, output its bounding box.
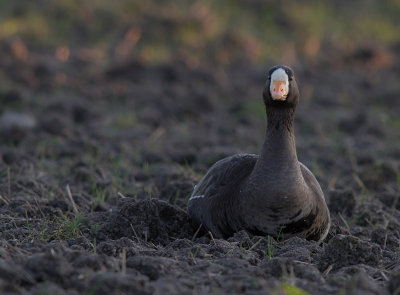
[270,80,288,101]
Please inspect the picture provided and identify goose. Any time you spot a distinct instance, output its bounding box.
[188,65,330,242]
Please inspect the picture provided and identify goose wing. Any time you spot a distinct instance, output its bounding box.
[299,162,330,241]
[188,154,258,237]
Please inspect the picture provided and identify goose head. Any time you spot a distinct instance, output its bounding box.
[263,65,299,108]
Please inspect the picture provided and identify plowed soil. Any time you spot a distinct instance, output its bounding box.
[1,42,400,294]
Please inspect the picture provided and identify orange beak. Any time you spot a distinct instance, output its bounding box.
[271,81,288,100]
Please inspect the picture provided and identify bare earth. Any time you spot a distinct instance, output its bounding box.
[1,42,400,294]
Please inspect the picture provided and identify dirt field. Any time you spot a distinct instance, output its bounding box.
[1,2,400,294]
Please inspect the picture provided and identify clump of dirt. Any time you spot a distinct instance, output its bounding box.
[96,199,194,245]
[318,235,382,271]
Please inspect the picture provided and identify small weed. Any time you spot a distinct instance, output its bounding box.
[93,238,97,254]
[38,225,48,241]
[359,191,370,203]
[63,215,84,237]
[266,236,274,259]
[35,220,50,242]
[53,213,85,240]
[111,172,123,195]
[167,190,180,205]
[272,283,311,295]
[25,213,51,242]
[91,184,107,206]
[276,227,284,242]
[144,186,153,199]
[265,229,284,259]
[239,243,245,256]
[178,162,200,180]
[190,247,200,259]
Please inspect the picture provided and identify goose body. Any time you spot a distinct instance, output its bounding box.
[188,66,330,242]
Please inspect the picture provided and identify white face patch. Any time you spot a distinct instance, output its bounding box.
[269,68,289,100]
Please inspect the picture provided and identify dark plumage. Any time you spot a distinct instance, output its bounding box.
[188,65,331,242]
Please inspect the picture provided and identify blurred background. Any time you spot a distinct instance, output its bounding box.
[1,0,400,68]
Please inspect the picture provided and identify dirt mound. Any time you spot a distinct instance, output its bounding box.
[97,199,194,245]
